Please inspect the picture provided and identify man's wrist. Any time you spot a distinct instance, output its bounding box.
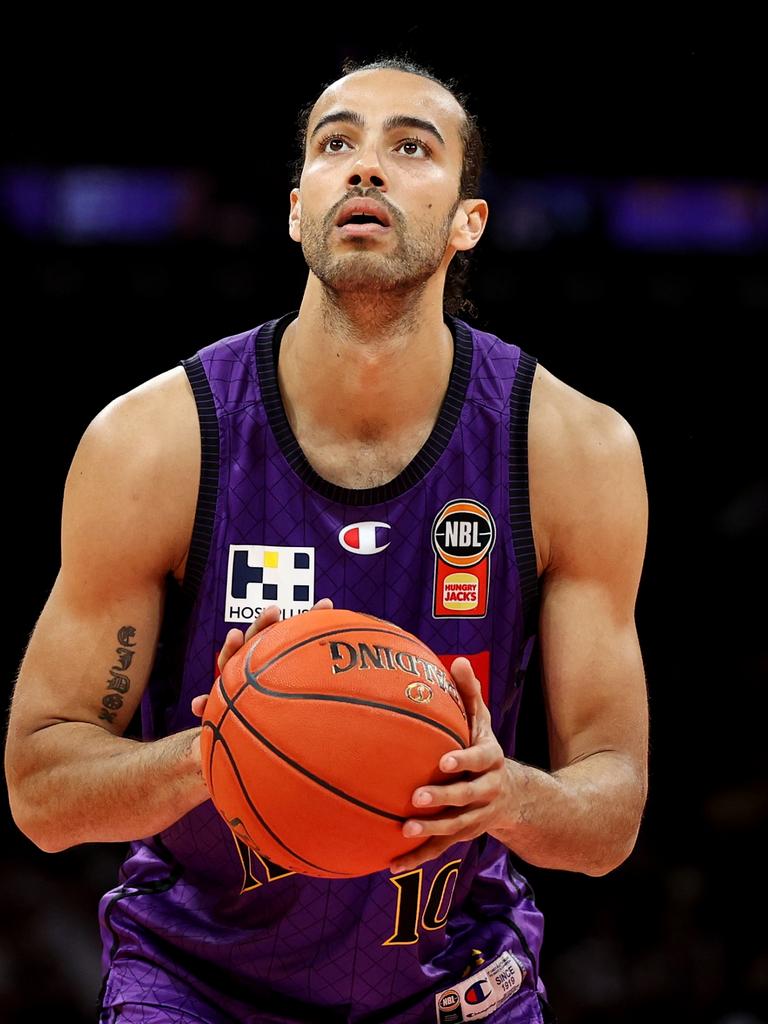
[487,758,554,847]
[179,726,209,803]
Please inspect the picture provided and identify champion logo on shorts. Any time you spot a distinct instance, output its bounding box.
[434,950,526,1022]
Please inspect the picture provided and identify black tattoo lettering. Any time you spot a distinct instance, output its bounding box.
[106,672,131,694]
[117,626,136,647]
[97,626,137,724]
[114,647,135,670]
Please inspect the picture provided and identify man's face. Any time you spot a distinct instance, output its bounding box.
[289,68,471,296]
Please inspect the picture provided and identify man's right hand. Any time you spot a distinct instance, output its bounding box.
[189,598,335,778]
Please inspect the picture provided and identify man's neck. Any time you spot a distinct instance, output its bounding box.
[277,281,455,446]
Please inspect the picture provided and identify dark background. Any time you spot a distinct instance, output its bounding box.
[2,29,766,1023]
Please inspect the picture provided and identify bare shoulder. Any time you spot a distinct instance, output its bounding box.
[87,364,198,467]
[73,365,200,582]
[528,361,643,457]
[102,363,196,430]
[528,362,647,579]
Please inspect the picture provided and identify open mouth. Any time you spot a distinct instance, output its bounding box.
[337,213,392,236]
[342,213,388,226]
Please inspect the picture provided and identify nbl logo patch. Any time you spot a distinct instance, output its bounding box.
[225,544,315,623]
[431,500,496,618]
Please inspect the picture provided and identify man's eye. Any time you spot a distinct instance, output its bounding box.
[319,135,351,153]
[318,135,432,158]
[397,137,432,158]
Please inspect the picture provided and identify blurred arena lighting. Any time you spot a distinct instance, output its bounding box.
[2,165,766,253]
[1,166,212,242]
[481,172,767,252]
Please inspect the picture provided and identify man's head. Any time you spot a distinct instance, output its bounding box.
[288,56,488,318]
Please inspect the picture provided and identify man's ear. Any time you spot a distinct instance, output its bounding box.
[451,197,488,253]
[289,188,301,243]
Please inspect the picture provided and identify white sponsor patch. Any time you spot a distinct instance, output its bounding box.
[434,950,527,1023]
[338,521,391,554]
[225,544,314,623]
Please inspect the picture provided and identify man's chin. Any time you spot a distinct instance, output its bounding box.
[320,277,423,298]
[314,266,413,293]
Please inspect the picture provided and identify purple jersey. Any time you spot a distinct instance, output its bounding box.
[97,310,554,1024]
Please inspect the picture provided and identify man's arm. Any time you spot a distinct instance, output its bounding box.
[3,368,208,853]
[488,375,649,876]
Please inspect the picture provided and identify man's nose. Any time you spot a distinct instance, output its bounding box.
[348,143,386,189]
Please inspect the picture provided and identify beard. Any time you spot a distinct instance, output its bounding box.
[298,196,461,295]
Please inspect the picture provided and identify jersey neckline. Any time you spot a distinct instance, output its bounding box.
[254,309,474,507]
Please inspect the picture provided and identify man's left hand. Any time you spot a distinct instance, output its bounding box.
[389,657,517,873]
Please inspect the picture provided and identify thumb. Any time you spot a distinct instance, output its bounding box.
[449,656,482,713]
[191,694,209,719]
[450,656,477,687]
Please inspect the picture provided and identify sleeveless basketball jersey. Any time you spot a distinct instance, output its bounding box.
[97,310,554,1024]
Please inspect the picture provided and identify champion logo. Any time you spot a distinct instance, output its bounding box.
[338,521,391,555]
[464,979,493,1005]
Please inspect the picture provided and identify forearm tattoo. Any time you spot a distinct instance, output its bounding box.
[98,626,137,724]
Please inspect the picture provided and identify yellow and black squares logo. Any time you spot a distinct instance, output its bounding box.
[225,544,315,623]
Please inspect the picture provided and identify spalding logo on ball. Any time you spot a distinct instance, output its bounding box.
[200,608,470,878]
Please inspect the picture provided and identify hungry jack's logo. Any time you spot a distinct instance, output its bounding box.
[431,499,496,618]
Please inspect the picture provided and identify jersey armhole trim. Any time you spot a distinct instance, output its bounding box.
[509,350,540,637]
[177,353,219,604]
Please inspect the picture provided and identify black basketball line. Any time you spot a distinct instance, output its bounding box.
[218,679,415,824]
[202,719,219,805]
[219,681,412,822]
[202,719,357,877]
[212,675,250,736]
[202,700,238,808]
[242,625,468,749]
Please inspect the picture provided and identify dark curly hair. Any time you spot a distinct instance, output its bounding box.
[289,54,486,320]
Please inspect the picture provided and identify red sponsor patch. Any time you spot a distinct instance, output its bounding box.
[436,650,491,706]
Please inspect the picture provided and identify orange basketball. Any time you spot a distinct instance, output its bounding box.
[200,608,470,878]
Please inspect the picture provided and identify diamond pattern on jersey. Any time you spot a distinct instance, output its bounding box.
[103,317,546,1023]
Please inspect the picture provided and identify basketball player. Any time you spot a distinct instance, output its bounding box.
[4,55,649,1024]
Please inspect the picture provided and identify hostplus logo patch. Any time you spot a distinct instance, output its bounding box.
[225,545,314,623]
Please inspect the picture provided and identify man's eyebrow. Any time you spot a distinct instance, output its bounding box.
[308,110,446,147]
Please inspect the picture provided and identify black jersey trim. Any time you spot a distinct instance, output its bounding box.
[255,309,474,506]
[177,353,220,602]
[509,349,541,637]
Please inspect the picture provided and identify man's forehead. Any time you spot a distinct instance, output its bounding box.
[308,69,463,144]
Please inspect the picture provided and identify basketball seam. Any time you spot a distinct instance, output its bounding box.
[205,619,468,878]
[212,678,415,823]
[203,718,358,877]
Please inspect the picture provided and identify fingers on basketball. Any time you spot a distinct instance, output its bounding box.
[218,628,244,674]
[218,601,333,678]
[191,694,209,717]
